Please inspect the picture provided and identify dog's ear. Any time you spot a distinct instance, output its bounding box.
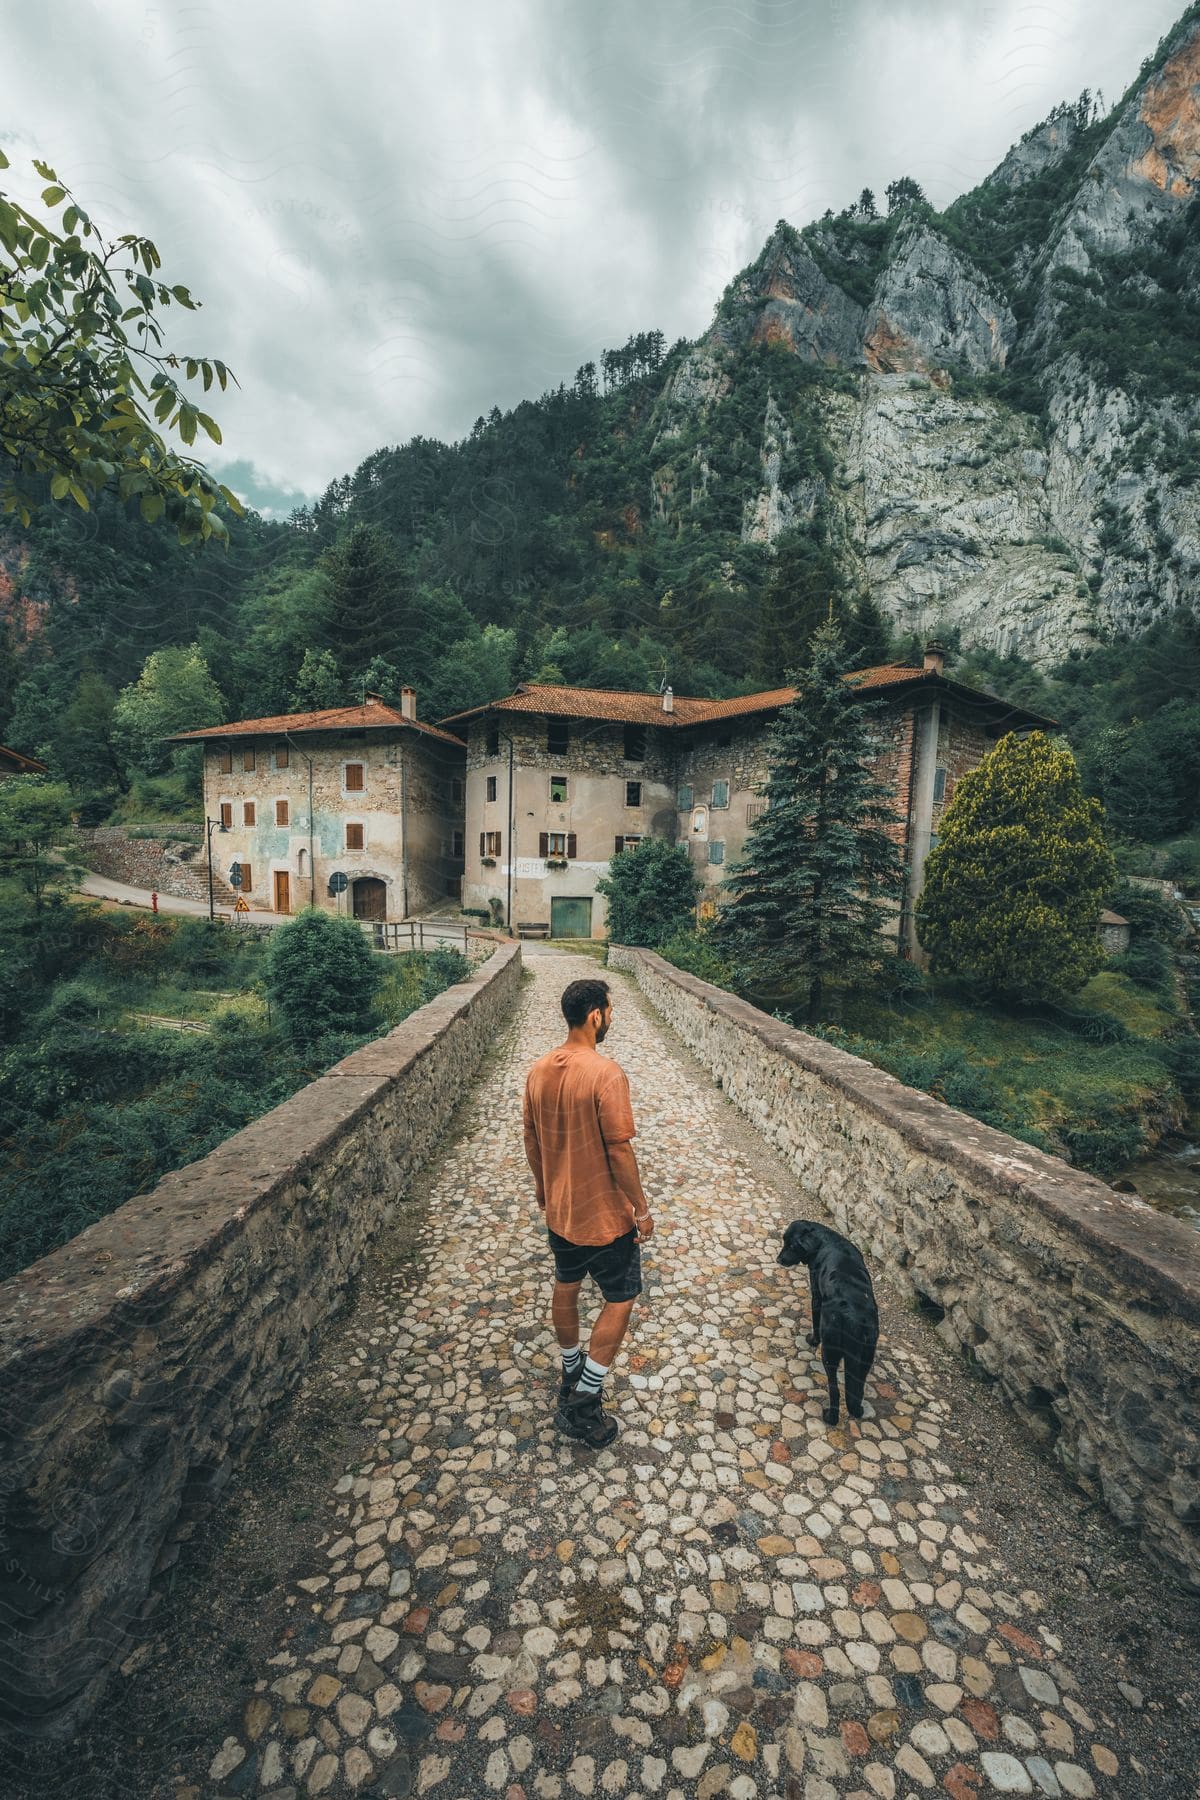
[789,1223,816,1263]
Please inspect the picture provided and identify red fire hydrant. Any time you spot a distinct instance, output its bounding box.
[151,890,159,915]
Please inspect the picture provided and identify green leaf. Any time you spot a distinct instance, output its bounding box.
[50,473,70,500]
[177,406,197,446]
[0,200,19,251]
[0,148,8,169]
[201,362,213,392]
[63,205,78,234]
[139,492,164,522]
[67,481,90,511]
[41,185,66,207]
[196,411,221,444]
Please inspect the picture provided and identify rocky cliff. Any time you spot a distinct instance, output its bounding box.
[649,6,1200,665]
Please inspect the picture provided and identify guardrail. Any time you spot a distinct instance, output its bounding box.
[365,920,471,953]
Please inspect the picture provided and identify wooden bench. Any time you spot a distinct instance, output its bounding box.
[517,922,550,938]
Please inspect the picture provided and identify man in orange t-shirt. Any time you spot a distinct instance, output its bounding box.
[523,976,654,1449]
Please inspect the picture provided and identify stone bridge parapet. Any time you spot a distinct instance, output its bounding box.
[0,940,522,1740]
[608,945,1200,1592]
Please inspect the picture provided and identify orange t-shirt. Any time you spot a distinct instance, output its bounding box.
[523,1044,638,1246]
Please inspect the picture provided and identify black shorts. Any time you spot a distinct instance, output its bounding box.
[548,1227,642,1303]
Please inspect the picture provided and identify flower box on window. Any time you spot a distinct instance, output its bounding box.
[480,855,497,866]
[545,856,569,869]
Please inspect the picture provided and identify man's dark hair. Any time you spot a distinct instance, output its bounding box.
[561,977,610,1027]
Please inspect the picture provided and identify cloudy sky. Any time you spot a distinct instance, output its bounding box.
[1,0,1183,516]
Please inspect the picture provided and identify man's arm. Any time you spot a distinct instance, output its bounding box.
[608,1140,653,1240]
[522,1086,545,1210]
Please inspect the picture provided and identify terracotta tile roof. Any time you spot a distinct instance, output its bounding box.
[166,698,465,749]
[0,742,49,774]
[440,666,1056,732]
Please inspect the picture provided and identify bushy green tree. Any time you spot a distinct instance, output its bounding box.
[324,523,407,684]
[112,642,224,776]
[290,647,344,712]
[263,910,381,1046]
[0,773,74,907]
[711,622,904,1020]
[595,838,698,947]
[916,731,1116,1002]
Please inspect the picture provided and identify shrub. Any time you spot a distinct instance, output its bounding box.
[1111,938,1175,1001]
[658,927,735,987]
[596,838,698,948]
[264,911,381,1046]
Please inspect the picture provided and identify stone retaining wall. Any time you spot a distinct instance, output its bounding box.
[609,946,1200,1590]
[0,941,522,1740]
[70,825,238,906]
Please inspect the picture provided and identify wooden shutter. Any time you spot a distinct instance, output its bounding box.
[346,823,364,850]
[539,832,548,857]
[276,743,288,769]
[241,863,252,894]
[276,799,289,826]
[480,831,486,856]
[243,747,255,772]
[567,832,577,859]
[218,747,232,774]
[220,802,232,828]
[614,836,624,855]
[345,762,364,791]
[243,801,255,826]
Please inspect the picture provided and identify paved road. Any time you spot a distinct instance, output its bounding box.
[75,874,474,948]
[172,952,1130,1800]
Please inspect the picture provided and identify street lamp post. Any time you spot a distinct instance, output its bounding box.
[205,814,227,921]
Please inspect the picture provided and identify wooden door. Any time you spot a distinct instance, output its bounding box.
[273,870,291,914]
[550,896,592,938]
[352,876,387,921]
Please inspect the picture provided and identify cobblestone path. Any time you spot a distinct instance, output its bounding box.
[181,952,1127,1800]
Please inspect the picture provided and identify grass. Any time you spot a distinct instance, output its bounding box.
[813,968,1185,1175]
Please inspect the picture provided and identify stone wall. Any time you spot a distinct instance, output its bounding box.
[70,826,238,906]
[0,941,522,1740]
[608,946,1200,1590]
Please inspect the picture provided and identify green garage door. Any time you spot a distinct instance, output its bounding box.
[551,896,593,938]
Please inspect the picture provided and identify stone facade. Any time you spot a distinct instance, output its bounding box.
[608,946,1200,1591]
[0,940,520,1739]
[69,825,239,907]
[197,716,464,921]
[462,680,1027,948]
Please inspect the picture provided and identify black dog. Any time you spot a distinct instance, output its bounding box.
[778,1220,879,1425]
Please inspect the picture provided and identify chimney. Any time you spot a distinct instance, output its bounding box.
[923,640,946,676]
[399,686,416,720]
[661,685,674,714]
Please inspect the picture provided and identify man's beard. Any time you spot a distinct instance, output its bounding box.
[595,1019,609,1042]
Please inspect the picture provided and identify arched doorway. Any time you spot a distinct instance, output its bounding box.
[352,876,387,922]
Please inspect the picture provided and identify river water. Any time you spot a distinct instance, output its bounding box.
[1122,1136,1200,1230]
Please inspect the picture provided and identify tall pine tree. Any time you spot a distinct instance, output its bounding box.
[712,621,904,1020]
[323,523,408,686]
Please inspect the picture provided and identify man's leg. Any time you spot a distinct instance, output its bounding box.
[588,1298,635,1369]
[552,1279,584,1402]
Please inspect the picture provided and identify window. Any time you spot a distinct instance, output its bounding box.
[451,777,464,805]
[220,802,232,829]
[486,775,498,802]
[218,746,232,774]
[548,831,567,856]
[933,767,947,804]
[690,805,707,837]
[677,783,693,809]
[540,830,577,859]
[275,743,289,770]
[614,835,642,855]
[482,830,503,856]
[547,719,569,755]
[550,775,567,804]
[486,723,500,756]
[708,840,725,865]
[346,822,365,851]
[711,778,730,809]
[345,762,364,792]
[746,799,767,823]
[242,863,253,894]
[452,829,464,858]
[243,801,256,827]
[276,798,289,827]
[623,724,646,762]
[243,747,255,772]
[625,781,641,807]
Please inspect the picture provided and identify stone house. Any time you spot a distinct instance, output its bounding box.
[441,646,1055,949]
[168,691,466,920]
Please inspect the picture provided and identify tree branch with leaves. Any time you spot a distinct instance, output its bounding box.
[0,150,243,543]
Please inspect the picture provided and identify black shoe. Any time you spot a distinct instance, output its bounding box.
[554,1390,619,1449]
[558,1362,583,1407]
